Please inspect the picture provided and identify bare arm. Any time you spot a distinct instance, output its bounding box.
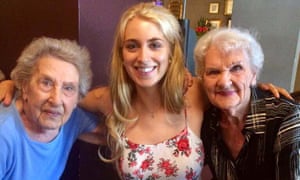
[78,119,107,145]
[79,86,112,116]
[76,87,113,144]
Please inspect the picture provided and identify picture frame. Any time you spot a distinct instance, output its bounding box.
[167,0,183,19]
[209,3,219,14]
[224,0,233,15]
[227,19,232,28]
[209,20,221,29]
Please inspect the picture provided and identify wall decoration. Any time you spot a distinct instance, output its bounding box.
[227,18,232,28]
[209,19,221,29]
[224,0,233,15]
[195,17,211,38]
[209,3,219,14]
[167,0,183,19]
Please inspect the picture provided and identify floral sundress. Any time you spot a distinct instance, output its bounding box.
[118,124,204,180]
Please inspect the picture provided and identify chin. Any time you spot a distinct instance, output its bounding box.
[215,101,239,110]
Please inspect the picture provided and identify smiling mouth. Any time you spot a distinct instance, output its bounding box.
[44,110,62,118]
[136,66,156,73]
[216,90,236,96]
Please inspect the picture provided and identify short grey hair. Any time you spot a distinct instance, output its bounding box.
[194,27,264,79]
[11,37,92,98]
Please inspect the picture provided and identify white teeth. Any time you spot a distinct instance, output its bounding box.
[138,67,153,73]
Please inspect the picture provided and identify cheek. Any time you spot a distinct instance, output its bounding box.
[24,86,44,103]
[202,80,216,101]
[160,59,169,72]
[203,78,215,92]
[237,74,254,89]
[65,98,79,112]
[122,49,135,63]
[122,53,136,71]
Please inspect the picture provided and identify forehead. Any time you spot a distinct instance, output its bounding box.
[205,46,250,67]
[124,17,164,40]
[34,56,79,83]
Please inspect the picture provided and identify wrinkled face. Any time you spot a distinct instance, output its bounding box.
[122,17,170,88]
[22,56,79,131]
[202,46,257,113]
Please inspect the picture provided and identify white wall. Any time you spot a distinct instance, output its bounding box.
[232,0,300,91]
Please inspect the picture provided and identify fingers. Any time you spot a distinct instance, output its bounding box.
[3,93,13,106]
[0,87,13,106]
[268,83,280,98]
[258,82,293,100]
[276,86,293,100]
[0,80,15,106]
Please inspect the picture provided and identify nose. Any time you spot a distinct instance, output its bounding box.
[137,46,149,62]
[217,71,232,88]
[48,87,63,105]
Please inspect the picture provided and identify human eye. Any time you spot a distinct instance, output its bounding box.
[230,64,243,73]
[123,41,138,52]
[205,69,220,77]
[149,41,162,50]
[38,78,54,92]
[62,84,78,97]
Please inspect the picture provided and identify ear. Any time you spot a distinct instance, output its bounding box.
[250,73,257,86]
[21,83,29,102]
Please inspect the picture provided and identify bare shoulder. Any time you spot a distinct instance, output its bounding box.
[185,77,205,108]
[79,86,112,115]
[184,77,206,136]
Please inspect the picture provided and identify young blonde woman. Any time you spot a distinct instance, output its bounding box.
[87,3,204,179]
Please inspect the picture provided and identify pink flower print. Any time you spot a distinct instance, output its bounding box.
[151,173,161,179]
[185,168,196,180]
[132,169,143,179]
[138,146,150,155]
[140,156,154,172]
[158,158,178,177]
[176,137,191,156]
[129,161,137,167]
[158,158,172,169]
[165,166,178,177]
[128,141,139,150]
[145,147,151,154]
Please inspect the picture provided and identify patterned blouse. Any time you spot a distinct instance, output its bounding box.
[201,87,300,180]
[118,122,204,180]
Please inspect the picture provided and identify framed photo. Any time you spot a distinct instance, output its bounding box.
[209,20,221,29]
[167,0,183,19]
[227,19,232,28]
[224,0,233,15]
[209,3,219,14]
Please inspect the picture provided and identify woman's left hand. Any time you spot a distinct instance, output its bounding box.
[258,83,293,100]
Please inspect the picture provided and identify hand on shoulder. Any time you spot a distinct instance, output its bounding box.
[0,80,15,106]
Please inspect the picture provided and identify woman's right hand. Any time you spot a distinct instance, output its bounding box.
[0,80,15,106]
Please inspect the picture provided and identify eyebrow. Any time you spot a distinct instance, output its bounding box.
[205,61,244,70]
[124,37,164,42]
[229,61,244,67]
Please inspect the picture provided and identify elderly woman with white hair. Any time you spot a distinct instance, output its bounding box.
[196,27,300,180]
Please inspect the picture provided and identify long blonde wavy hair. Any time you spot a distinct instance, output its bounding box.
[103,2,186,163]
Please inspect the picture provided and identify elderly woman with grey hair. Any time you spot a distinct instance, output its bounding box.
[0,37,102,180]
[196,27,300,180]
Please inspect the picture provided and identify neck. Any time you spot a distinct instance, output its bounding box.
[221,100,250,124]
[133,88,163,119]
